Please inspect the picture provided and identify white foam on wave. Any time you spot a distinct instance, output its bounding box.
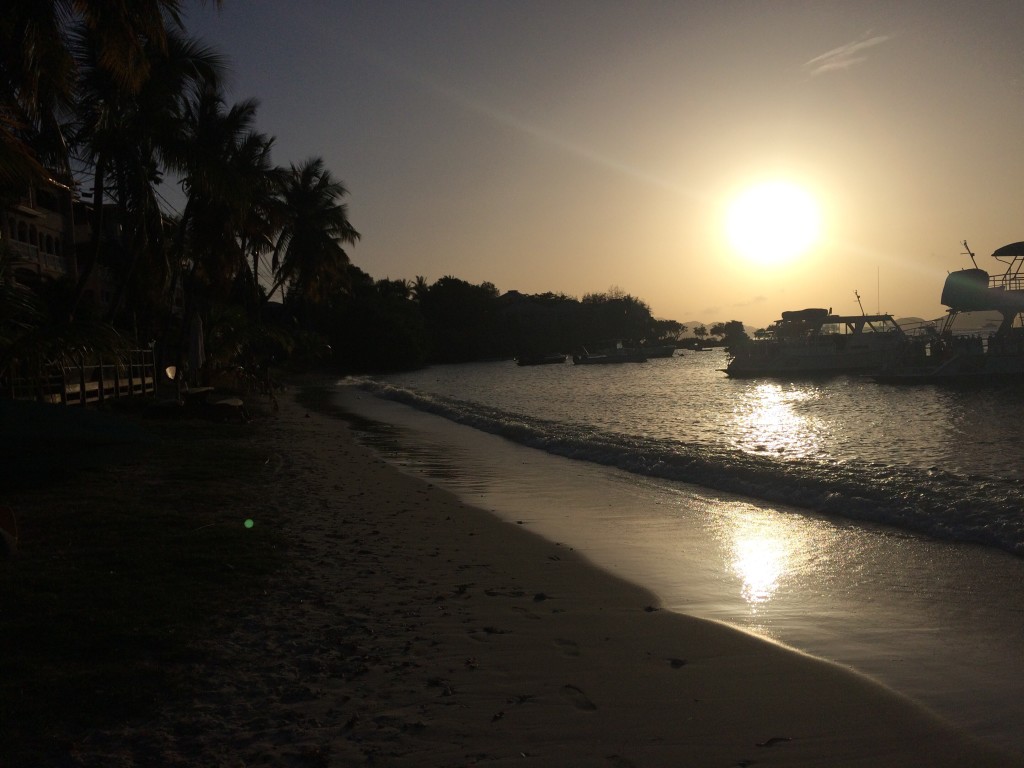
[351,377,1024,555]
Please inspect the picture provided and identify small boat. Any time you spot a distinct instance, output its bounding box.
[572,341,648,365]
[876,241,1024,383]
[515,353,567,366]
[724,306,906,378]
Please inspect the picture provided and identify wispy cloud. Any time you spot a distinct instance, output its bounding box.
[804,34,891,76]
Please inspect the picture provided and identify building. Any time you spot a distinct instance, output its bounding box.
[2,175,123,311]
[2,175,78,286]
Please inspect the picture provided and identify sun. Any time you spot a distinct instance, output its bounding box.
[725,181,821,266]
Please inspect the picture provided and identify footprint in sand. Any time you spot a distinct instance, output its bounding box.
[561,684,597,711]
[554,638,581,657]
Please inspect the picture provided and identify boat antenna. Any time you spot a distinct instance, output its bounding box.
[854,289,866,315]
[962,240,978,268]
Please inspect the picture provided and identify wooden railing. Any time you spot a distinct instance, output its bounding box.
[6,349,156,406]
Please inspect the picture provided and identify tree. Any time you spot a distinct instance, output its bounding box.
[419,276,500,363]
[710,320,749,347]
[580,288,654,343]
[320,268,428,371]
[651,318,684,343]
[269,157,359,308]
[161,84,286,383]
[0,0,76,189]
[411,275,430,303]
[99,31,225,325]
[497,290,582,356]
[68,33,225,319]
[171,86,264,292]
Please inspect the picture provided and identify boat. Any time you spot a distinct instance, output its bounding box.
[724,305,907,378]
[514,352,567,366]
[572,341,648,365]
[875,241,1024,383]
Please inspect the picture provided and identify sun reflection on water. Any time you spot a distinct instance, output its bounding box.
[732,383,824,458]
[722,505,820,623]
[732,532,787,606]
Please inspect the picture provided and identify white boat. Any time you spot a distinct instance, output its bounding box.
[724,307,906,378]
[876,241,1024,383]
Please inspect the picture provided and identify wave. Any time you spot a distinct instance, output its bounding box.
[345,378,1024,557]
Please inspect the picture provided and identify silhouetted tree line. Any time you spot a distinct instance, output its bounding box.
[304,271,686,372]
[0,2,695,384]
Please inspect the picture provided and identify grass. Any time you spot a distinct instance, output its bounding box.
[0,404,285,765]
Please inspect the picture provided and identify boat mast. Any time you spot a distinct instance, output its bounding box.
[962,240,978,268]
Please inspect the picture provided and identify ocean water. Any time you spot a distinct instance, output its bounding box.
[327,351,1024,754]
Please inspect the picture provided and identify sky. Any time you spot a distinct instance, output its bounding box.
[181,0,1024,329]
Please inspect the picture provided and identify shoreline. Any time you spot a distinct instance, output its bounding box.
[330,377,1024,756]
[18,385,1023,766]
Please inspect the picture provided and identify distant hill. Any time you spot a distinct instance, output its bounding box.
[895,316,929,328]
[950,311,1003,332]
[897,312,1003,333]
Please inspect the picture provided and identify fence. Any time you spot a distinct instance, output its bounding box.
[6,349,156,406]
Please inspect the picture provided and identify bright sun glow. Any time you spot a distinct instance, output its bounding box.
[726,181,821,266]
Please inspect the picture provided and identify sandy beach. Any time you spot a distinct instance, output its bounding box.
[8,385,1024,767]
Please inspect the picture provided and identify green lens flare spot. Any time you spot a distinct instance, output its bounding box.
[244,518,254,529]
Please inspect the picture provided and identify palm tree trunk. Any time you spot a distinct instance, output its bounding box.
[69,154,107,320]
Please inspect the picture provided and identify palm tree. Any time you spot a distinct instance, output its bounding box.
[0,1,75,190]
[96,31,224,326]
[74,0,191,94]
[170,86,271,299]
[65,6,225,319]
[156,85,282,383]
[269,157,360,307]
[234,137,283,308]
[411,275,430,303]
[1,0,221,206]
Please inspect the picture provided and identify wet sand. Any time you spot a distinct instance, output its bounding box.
[75,386,1023,766]
[332,382,1024,756]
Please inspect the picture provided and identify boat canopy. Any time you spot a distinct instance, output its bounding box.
[780,308,829,321]
[992,242,1024,258]
[941,268,991,311]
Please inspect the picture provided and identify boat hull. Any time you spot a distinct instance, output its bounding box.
[572,353,647,364]
[724,312,906,378]
[515,354,566,366]
[875,347,1024,384]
